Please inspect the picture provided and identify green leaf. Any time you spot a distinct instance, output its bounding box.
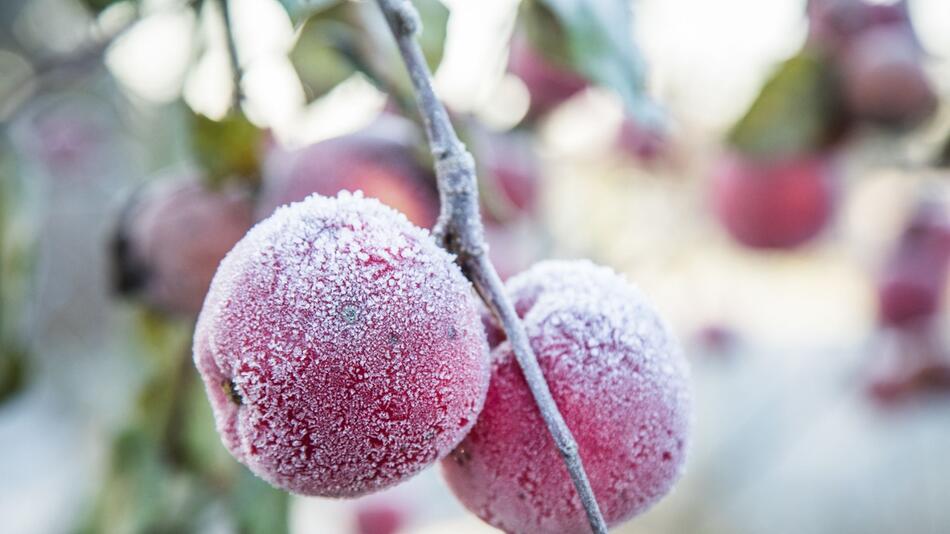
[231,469,291,534]
[181,373,237,480]
[414,0,450,69]
[277,0,341,25]
[291,15,360,102]
[525,0,660,125]
[188,108,263,189]
[728,51,846,157]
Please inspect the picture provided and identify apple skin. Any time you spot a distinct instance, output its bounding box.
[257,122,438,229]
[710,152,837,250]
[111,175,254,316]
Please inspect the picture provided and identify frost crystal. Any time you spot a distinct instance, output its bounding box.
[444,260,691,534]
[194,192,489,497]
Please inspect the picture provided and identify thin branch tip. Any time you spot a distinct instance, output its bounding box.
[372,1,608,532]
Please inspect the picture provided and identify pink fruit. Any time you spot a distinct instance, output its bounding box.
[111,175,253,315]
[877,204,950,327]
[258,125,438,228]
[194,192,489,497]
[841,27,936,128]
[508,36,588,121]
[442,260,690,534]
[806,0,913,55]
[710,152,837,249]
[354,500,408,534]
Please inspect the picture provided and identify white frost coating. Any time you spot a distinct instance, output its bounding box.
[193,191,490,497]
[444,260,691,534]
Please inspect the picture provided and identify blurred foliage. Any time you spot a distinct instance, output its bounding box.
[522,0,659,126]
[189,109,263,189]
[292,13,361,102]
[81,312,288,534]
[78,0,127,16]
[0,345,27,403]
[277,0,338,25]
[728,52,846,157]
[0,149,34,403]
[286,0,447,107]
[937,131,950,168]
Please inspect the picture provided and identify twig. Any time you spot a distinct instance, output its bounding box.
[372,1,608,532]
[217,0,243,110]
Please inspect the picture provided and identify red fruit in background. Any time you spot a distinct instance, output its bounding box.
[806,0,913,55]
[111,175,253,316]
[841,27,936,128]
[194,192,489,497]
[442,260,690,534]
[257,121,438,228]
[508,36,588,121]
[354,500,408,534]
[877,203,950,328]
[710,152,837,250]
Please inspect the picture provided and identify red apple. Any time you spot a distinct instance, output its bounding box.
[710,152,837,249]
[841,27,936,128]
[111,174,254,316]
[258,119,438,228]
[877,203,950,328]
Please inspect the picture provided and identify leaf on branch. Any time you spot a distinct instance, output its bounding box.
[524,0,661,126]
[728,51,848,158]
[290,14,361,102]
[277,0,341,25]
[414,0,450,69]
[188,108,263,189]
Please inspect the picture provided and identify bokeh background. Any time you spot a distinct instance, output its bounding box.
[3,0,950,532]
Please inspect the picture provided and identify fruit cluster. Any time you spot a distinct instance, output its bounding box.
[710,0,936,252]
[176,187,690,531]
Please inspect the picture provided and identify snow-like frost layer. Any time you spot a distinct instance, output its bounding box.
[443,260,691,534]
[194,191,490,497]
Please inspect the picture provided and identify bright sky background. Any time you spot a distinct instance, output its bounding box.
[103,0,950,144]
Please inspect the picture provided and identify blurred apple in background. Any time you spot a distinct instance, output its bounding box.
[710,152,837,250]
[877,201,950,328]
[257,117,438,228]
[111,174,254,316]
[840,26,936,129]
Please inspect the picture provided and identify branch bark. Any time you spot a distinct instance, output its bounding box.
[373,1,608,532]
[217,0,243,110]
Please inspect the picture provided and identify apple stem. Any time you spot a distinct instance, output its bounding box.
[373,1,608,532]
[217,0,243,111]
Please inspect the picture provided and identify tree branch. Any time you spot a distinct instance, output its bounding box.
[217,0,243,110]
[373,1,608,532]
